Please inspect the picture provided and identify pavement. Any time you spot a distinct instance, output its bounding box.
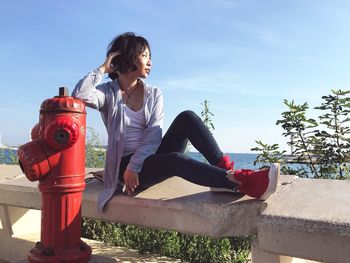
[14,238,185,263]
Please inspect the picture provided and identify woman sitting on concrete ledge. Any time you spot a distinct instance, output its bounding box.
[72,32,280,211]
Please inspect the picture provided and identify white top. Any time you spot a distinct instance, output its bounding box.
[123,100,147,156]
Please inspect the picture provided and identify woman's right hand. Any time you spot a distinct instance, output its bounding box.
[98,51,121,74]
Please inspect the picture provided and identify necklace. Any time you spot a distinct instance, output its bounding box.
[123,83,139,104]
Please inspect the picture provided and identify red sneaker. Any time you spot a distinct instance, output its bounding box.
[233,163,280,200]
[216,155,235,170]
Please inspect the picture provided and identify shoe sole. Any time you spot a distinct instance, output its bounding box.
[260,163,280,200]
[210,187,237,193]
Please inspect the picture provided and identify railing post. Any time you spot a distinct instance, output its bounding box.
[251,238,296,263]
[0,204,41,262]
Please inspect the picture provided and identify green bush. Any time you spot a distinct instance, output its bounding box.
[81,218,252,263]
[85,127,106,168]
[252,89,350,179]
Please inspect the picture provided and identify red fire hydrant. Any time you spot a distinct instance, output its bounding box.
[18,87,91,263]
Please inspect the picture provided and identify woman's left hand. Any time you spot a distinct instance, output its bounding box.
[123,169,139,195]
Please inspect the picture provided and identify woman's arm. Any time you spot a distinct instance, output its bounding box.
[72,69,107,110]
[72,52,120,111]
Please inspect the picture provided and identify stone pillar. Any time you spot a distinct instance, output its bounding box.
[251,239,303,263]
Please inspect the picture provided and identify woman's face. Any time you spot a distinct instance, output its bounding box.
[135,47,152,78]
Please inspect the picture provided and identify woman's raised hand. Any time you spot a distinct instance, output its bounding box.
[98,51,121,74]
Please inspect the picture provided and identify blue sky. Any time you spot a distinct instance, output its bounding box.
[1,0,350,153]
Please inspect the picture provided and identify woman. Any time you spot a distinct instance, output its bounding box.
[72,32,279,211]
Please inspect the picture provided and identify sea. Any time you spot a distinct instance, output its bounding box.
[0,148,18,164]
[0,148,260,169]
[190,152,260,169]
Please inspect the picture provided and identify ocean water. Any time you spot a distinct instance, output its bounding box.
[189,152,259,169]
[0,148,18,164]
[0,148,259,169]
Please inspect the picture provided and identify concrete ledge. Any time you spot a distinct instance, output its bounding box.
[0,164,274,237]
[258,178,350,263]
[84,177,269,237]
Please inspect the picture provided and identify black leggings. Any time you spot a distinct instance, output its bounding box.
[119,110,237,189]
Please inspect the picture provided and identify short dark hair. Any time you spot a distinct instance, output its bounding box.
[107,32,151,80]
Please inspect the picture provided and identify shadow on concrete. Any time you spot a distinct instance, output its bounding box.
[87,239,183,263]
[164,190,261,205]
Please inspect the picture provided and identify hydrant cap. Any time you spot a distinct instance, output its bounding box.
[45,117,80,150]
[40,87,86,114]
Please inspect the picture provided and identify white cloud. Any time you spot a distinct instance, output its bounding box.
[306,0,350,18]
[155,70,293,99]
[234,21,296,49]
[155,72,241,94]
